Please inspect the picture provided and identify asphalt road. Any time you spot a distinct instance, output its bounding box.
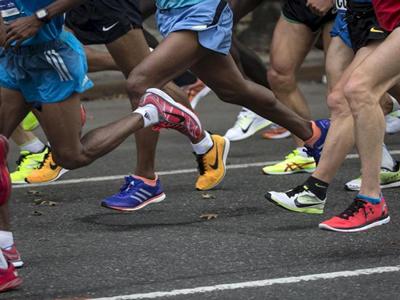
[3,82,400,300]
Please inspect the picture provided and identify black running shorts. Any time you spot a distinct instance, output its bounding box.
[65,0,143,45]
[346,1,388,52]
[282,0,335,32]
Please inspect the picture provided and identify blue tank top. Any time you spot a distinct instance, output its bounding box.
[0,0,63,46]
[156,0,203,9]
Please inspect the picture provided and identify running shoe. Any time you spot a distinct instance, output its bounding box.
[25,151,68,184]
[262,148,316,175]
[21,112,39,131]
[0,263,22,293]
[261,124,291,140]
[101,176,166,211]
[224,108,271,142]
[141,88,203,142]
[183,79,211,109]
[319,197,390,232]
[345,166,400,191]
[304,119,331,164]
[2,245,23,268]
[10,147,49,184]
[266,185,326,214]
[195,134,230,191]
[0,136,11,205]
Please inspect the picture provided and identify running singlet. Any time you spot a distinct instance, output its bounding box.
[0,0,63,46]
[336,0,347,11]
[372,0,400,32]
[156,0,203,9]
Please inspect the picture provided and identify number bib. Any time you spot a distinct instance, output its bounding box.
[0,0,20,19]
[336,0,347,11]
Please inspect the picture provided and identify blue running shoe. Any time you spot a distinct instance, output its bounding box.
[305,119,330,164]
[102,176,166,211]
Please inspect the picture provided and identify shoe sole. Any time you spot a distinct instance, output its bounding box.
[265,193,324,214]
[25,168,69,184]
[190,86,211,109]
[196,137,230,191]
[0,277,22,292]
[9,260,23,268]
[147,88,203,138]
[225,121,272,142]
[0,136,11,204]
[262,168,316,175]
[319,216,391,232]
[345,180,400,191]
[262,131,291,140]
[102,193,166,212]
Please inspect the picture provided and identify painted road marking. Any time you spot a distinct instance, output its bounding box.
[90,265,400,300]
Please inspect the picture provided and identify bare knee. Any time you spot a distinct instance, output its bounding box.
[267,66,296,93]
[327,90,351,119]
[344,74,377,117]
[126,69,151,105]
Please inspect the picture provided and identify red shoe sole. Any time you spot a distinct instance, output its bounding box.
[0,136,11,205]
[0,277,22,292]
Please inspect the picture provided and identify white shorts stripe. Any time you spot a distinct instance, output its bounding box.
[44,51,66,81]
[51,50,73,80]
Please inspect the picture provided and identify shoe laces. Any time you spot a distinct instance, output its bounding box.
[284,150,299,161]
[119,176,138,195]
[36,151,52,170]
[15,152,30,171]
[338,199,368,219]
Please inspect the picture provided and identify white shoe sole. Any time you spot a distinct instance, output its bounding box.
[263,130,292,140]
[190,86,211,109]
[26,168,69,184]
[345,180,400,191]
[263,168,316,175]
[103,193,166,212]
[319,216,391,232]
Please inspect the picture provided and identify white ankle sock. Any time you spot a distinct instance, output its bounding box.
[381,144,396,171]
[20,138,45,153]
[296,147,309,158]
[0,231,13,250]
[192,132,213,155]
[133,104,159,128]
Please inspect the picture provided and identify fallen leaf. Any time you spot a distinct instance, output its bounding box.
[27,190,40,196]
[201,193,216,200]
[200,213,218,221]
[48,201,57,206]
[33,198,45,205]
[32,211,43,216]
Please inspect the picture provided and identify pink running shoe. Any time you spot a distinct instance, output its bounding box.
[0,135,11,206]
[2,245,23,268]
[140,88,203,142]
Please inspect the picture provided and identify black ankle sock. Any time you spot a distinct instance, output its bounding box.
[304,176,329,200]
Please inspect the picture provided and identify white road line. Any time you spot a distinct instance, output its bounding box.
[90,265,400,300]
[12,150,400,190]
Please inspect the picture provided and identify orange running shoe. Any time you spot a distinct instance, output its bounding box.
[262,124,291,140]
[25,151,68,184]
[183,79,211,109]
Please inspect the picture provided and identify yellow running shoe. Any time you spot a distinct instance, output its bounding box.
[25,151,68,184]
[195,134,230,191]
[11,147,49,184]
[262,149,316,175]
[21,112,39,131]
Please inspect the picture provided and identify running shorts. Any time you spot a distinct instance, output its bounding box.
[65,0,143,45]
[281,0,336,32]
[331,11,352,48]
[346,1,388,52]
[0,31,93,107]
[157,0,233,55]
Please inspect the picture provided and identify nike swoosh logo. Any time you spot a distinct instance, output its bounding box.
[210,145,219,170]
[50,162,58,170]
[102,22,119,32]
[294,199,321,208]
[241,121,254,134]
[370,27,384,33]
[164,112,186,124]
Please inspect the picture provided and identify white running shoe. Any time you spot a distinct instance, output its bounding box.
[225,108,271,142]
[386,110,400,134]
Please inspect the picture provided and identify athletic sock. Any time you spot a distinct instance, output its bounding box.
[357,194,381,204]
[0,253,7,270]
[133,174,158,187]
[192,131,213,155]
[303,176,329,200]
[0,231,13,250]
[133,104,159,128]
[381,144,396,171]
[20,138,45,153]
[304,121,321,146]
